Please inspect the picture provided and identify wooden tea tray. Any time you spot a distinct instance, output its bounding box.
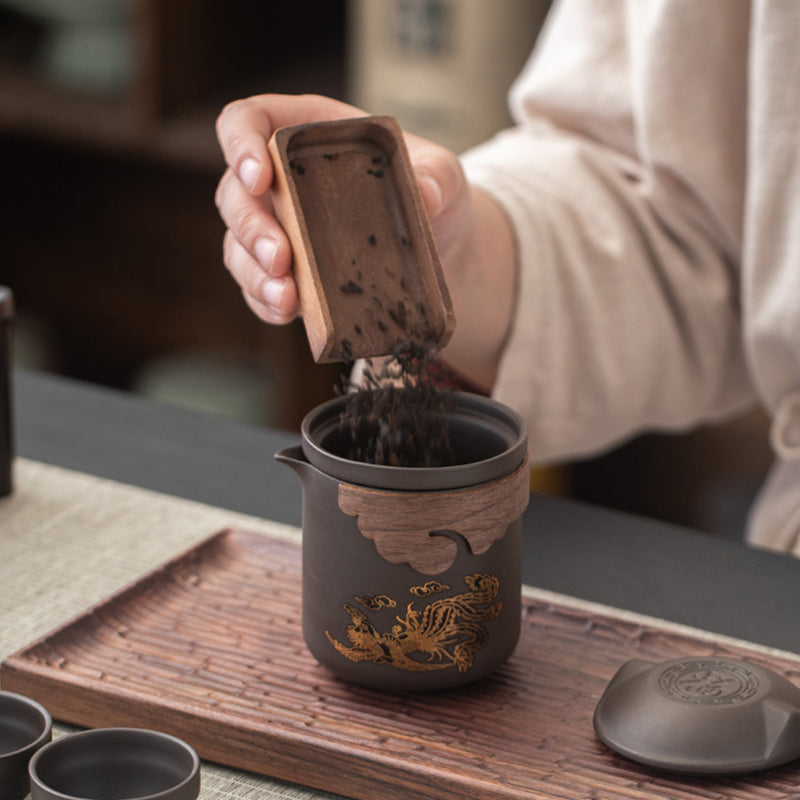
[3,529,800,800]
[269,116,454,362]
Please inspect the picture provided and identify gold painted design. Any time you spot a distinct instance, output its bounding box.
[325,573,502,672]
[410,580,451,597]
[354,594,396,611]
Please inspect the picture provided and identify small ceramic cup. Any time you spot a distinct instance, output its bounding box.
[0,690,53,800]
[29,728,200,800]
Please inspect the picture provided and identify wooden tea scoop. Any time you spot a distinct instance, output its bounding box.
[268,115,455,363]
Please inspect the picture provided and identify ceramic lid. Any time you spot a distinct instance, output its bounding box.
[594,656,800,775]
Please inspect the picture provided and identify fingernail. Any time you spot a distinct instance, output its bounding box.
[418,174,443,216]
[255,236,278,273]
[262,278,286,310]
[239,157,263,193]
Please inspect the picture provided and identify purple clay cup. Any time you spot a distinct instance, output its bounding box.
[29,727,200,800]
[0,690,52,800]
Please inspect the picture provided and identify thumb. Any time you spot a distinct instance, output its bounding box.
[405,134,470,261]
[416,172,445,219]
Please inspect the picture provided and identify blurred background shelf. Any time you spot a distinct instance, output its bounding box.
[0,65,221,170]
[0,0,349,430]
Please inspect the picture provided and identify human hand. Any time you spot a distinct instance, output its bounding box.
[215,93,470,326]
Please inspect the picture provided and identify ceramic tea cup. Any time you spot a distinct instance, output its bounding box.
[0,690,52,800]
[29,728,200,800]
[277,390,529,691]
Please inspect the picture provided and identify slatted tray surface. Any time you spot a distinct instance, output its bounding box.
[3,529,800,800]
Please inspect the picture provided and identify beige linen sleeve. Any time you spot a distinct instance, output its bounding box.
[460,0,754,465]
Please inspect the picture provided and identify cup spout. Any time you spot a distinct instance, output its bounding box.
[275,445,312,483]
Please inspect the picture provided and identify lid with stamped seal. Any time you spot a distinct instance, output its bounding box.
[593,656,800,775]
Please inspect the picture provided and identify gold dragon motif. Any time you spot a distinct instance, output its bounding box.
[325,573,502,672]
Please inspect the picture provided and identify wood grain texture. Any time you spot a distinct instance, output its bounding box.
[268,116,454,362]
[337,458,530,574]
[3,529,800,800]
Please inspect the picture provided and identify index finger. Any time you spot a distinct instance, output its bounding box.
[215,93,367,196]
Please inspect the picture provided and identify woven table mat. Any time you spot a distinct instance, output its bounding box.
[0,458,342,799]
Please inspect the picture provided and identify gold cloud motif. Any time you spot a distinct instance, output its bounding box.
[410,581,451,597]
[354,594,396,611]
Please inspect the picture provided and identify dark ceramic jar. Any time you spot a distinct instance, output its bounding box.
[277,391,529,691]
[0,287,13,497]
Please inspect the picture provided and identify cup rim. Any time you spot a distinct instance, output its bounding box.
[300,390,528,491]
[0,690,53,760]
[28,727,200,800]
